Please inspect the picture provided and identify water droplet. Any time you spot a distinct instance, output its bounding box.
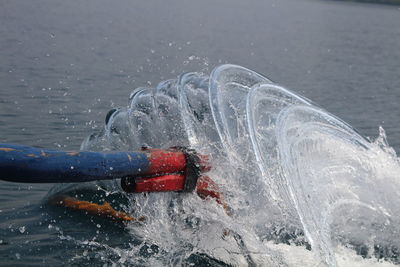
[18,226,25,233]
[15,253,21,259]
[96,224,101,228]
[70,166,74,169]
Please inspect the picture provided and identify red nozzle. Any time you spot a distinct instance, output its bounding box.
[121,147,211,193]
[122,174,185,193]
[142,147,211,175]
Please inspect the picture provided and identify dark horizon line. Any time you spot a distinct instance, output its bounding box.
[327,0,400,6]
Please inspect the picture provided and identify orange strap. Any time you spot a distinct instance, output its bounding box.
[54,196,144,222]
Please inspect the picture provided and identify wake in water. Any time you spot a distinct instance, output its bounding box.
[55,64,400,266]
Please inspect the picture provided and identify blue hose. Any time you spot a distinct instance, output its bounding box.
[0,143,150,183]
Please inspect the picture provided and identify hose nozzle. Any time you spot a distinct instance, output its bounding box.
[121,147,210,193]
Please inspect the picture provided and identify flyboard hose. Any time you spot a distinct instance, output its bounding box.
[0,144,205,187]
[0,143,223,206]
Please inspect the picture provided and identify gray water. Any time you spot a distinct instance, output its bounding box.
[1,0,400,265]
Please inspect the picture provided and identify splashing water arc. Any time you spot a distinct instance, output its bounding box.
[78,64,400,266]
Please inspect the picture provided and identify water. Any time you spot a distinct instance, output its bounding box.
[1,0,400,266]
[74,64,400,266]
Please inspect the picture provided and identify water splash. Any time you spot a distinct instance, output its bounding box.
[75,64,400,266]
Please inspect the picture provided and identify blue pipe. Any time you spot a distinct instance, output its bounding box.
[0,143,150,183]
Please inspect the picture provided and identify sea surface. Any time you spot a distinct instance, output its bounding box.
[0,0,399,266]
